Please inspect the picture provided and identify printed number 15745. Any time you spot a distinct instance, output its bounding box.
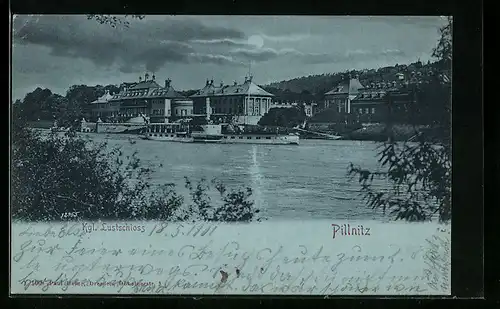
[61,212,80,219]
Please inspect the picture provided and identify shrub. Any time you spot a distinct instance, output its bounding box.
[11,124,262,223]
[348,134,451,222]
[181,178,261,222]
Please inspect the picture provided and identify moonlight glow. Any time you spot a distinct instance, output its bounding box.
[247,35,264,48]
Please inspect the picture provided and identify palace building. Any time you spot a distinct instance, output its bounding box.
[350,81,414,124]
[89,90,116,119]
[323,75,364,114]
[190,75,274,125]
[107,73,193,123]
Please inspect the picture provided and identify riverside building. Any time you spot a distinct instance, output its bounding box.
[107,73,193,123]
[190,75,274,125]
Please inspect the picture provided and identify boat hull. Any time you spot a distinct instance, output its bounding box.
[145,133,193,143]
[144,133,299,145]
[217,134,299,145]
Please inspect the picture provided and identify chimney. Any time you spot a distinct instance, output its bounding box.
[210,79,214,86]
[152,74,156,80]
[145,73,149,81]
[139,76,142,82]
[206,79,210,86]
[205,97,211,121]
[234,81,237,86]
[220,81,224,88]
[165,79,171,88]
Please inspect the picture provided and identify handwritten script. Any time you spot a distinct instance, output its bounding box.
[11,221,451,295]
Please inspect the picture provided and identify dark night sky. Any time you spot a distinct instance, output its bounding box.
[12,15,448,100]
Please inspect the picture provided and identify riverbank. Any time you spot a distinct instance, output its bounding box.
[26,122,429,142]
[342,124,429,142]
[301,124,428,142]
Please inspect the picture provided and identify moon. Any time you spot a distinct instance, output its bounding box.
[247,35,264,48]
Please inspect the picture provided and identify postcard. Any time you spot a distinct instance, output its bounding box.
[10,14,452,296]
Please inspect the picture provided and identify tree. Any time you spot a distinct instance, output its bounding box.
[432,16,452,69]
[258,107,306,127]
[86,15,145,28]
[11,122,262,222]
[347,18,452,222]
[18,87,54,121]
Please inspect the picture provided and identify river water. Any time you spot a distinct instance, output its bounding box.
[79,133,392,221]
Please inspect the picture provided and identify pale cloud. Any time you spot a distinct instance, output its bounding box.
[11,15,446,100]
[260,34,312,42]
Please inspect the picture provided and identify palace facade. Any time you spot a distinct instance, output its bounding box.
[350,81,415,124]
[100,73,193,123]
[190,75,274,125]
[323,75,364,114]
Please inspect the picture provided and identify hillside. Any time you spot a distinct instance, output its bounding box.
[262,60,447,99]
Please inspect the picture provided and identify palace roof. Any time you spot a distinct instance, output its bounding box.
[109,80,185,101]
[190,78,274,98]
[325,78,364,96]
[90,91,114,104]
[352,81,411,102]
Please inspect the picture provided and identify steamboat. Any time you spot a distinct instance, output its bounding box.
[144,122,300,145]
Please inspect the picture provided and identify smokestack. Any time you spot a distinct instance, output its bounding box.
[205,97,211,121]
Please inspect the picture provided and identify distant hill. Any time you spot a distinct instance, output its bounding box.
[262,60,445,100]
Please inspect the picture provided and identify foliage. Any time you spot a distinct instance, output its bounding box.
[15,88,54,121]
[346,19,452,222]
[11,120,260,222]
[258,107,306,127]
[348,137,451,222]
[14,83,123,126]
[264,60,444,96]
[182,178,261,222]
[432,16,452,68]
[86,15,145,28]
[213,180,258,222]
[179,89,199,97]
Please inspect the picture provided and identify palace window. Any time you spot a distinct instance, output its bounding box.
[371,108,375,114]
[359,108,363,114]
[365,108,369,114]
